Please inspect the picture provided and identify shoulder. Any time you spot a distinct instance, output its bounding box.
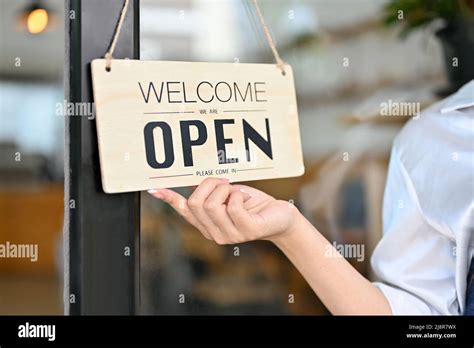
[395,80,474,157]
[391,86,474,238]
[394,85,473,170]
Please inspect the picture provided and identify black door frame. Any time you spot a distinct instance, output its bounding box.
[64,0,140,315]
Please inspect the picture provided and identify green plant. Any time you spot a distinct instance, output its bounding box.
[383,0,474,37]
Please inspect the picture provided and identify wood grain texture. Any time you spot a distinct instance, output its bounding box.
[91,59,304,193]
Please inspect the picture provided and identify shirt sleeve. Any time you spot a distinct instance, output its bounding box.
[371,145,459,315]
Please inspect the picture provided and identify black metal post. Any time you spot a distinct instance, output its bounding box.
[65,0,140,315]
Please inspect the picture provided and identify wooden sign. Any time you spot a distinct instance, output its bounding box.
[91,59,304,193]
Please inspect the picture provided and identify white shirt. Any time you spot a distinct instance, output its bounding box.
[371,80,474,315]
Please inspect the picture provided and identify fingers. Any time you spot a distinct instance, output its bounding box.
[148,188,186,212]
[149,178,257,245]
[187,177,229,239]
[227,190,255,232]
[232,184,270,201]
[148,188,210,239]
[230,186,253,204]
[204,184,238,244]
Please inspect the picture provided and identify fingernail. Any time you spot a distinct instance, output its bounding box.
[148,189,164,199]
[240,188,253,198]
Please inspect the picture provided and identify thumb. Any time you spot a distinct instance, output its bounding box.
[230,186,252,202]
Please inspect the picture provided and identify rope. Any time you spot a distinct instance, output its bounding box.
[104,0,285,74]
[250,0,286,74]
[104,0,130,71]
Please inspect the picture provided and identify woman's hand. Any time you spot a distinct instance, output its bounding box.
[148,177,300,244]
[148,177,393,315]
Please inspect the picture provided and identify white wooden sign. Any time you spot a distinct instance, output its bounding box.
[91,59,304,193]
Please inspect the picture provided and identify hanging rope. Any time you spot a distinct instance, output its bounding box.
[250,0,286,74]
[104,0,130,71]
[104,0,285,74]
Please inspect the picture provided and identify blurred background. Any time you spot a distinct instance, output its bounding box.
[0,0,473,314]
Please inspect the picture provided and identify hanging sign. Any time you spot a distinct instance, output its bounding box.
[91,59,304,193]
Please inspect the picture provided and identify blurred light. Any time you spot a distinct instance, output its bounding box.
[17,1,56,35]
[27,9,49,34]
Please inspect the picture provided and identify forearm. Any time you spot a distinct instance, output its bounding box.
[271,211,392,315]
